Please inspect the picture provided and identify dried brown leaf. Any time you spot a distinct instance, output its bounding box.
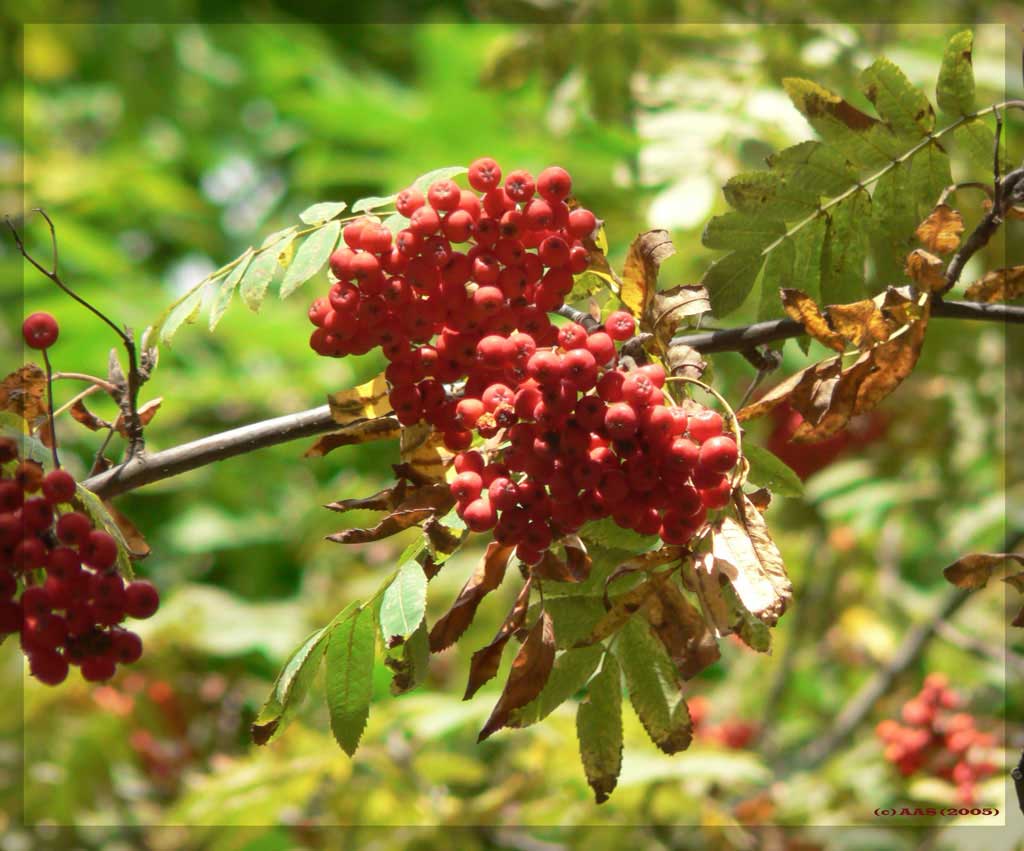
[643,583,720,680]
[326,482,454,545]
[746,488,773,513]
[737,357,843,424]
[305,416,401,458]
[464,579,533,700]
[325,481,407,515]
[429,542,514,652]
[477,610,556,742]
[620,230,676,318]
[780,289,846,352]
[904,249,945,293]
[400,422,452,485]
[665,344,707,380]
[688,552,733,637]
[102,500,150,559]
[963,266,1024,303]
[327,372,392,426]
[915,204,964,254]
[942,552,1024,590]
[113,397,163,438]
[532,537,591,583]
[0,364,49,430]
[1003,571,1024,594]
[69,399,109,431]
[649,285,710,351]
[574,561,678,649]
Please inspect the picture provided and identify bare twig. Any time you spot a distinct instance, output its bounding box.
[556,304,600,332]
[52,372,119,395]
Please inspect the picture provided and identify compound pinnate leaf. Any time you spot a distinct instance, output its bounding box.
[614,617,692,755]
[766,141,858,200]
[209,249,254,331]
[412,165,468,192]
[822,190,870,307]
[379,556,428,643]
[860,57,935,138]
[722,171,816,221]
[936,30,975,117]
[160,285,205,345]
[240,232,297,312]
[299,200,348,225]
[701,212,784,252]
[352,195,397,214]
[325,603,377,757]
[279,220,341,299]
[576,653,623,804]
[252,626,329,745]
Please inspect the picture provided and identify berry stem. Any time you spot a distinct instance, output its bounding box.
[40,348,61,470]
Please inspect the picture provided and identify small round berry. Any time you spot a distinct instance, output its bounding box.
[556,322,588,351]
[504,170,535,203]
[56,512,92,545]
[81,530,118,570]
[468,157,502,192]
[537,166,572,202]
[567,208,597,239]
[22,312,59,349]
[451,471,483,504]
[539,235,570,268]
[81,654,117,682]
[454,450,485,475]
[125,580,159,620]
[41,469,76,505]
[111,629,143,664]
[698,435,738,474]
[410,206,441,236]
[455,398,486,429]
[396,187,426,217]
[427,179,462,212]
[605,311,635,341]
[688,410,724,443]
[604,403,638,439]
[21,497,54,533]
[29,649,69,685]
[462,498,497,533]
[699,478,732,510]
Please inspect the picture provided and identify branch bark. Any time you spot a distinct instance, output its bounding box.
[81,297,1024,499]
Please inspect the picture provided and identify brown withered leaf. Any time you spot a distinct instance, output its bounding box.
[70,399,109,431]
[665,344,707,380]
[942,552,1024,590]
[1012,607,1024,629]
[400,422,451,485]
[305,416,400,458]
[790,351,875,442]
[620,230,676,318]
[746,488,772,513]
[464,578,533,700]
[649,285,711,351]
[532,536,591,583]
[737,357,843,424]
[1003,572,1024,593]
[423,514,463,555]
[712,497,792,626]
[113,397,163,438]
[688,552,733,638]
[963,266,1024,303]
[780,289,846,352]
[325,480,408,515]
[826,299,892,349]
[477,610,556,742]
[327,372,392,426]
[643,583,720,680]
[429,542,514,652]
[326,482,453,545]
[904,249,945,293]
[0,364,48,429]
[915,204,964,254]
[103,500,150,559]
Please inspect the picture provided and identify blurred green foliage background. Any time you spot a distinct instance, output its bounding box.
[3,9,1023,849]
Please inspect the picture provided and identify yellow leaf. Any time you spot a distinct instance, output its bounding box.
[904,249,945,293]
[327,372,391,426]
[915,204,964,253]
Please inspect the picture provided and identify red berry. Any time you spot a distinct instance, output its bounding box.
[410,206,441,236]
[451,471,483,504]
[537,166,572,202]
[698,436,739,474]
[56,511,92,545]
[539,235,570,268]
[427,179,462,212]
[556,322,588,351]
[585,332,616,366]
[468,158,502,192]
[462,498,497,533]
[21,498,53,533]
[699,478,732,510]
[29,649,69,685]
[605,403,638,439]
[81,654,117,682]
[125,580,159,620]
[22,312,59,349]
[455,398,486,429]
[82,530,118,570]
[41,470,76,505]
[567,208,597,239]
[605,311,635,341]
[526,350,563,385]
[689,410,724,443]
[396,187,426,217]
[504,170,535,203]
[111,629,143,664]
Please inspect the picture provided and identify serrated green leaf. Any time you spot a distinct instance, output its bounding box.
[701,212,785,251]
[767,141,858,200]
[299,201,347,225]
[614,618,691,755]
[509,645,604,728]
[209,249,253,331]
[259,225,298,249]
[743,443,804,497]
[936,30,974,117]
[702,250,764,318]
[756,231,795,323]
[325,603,377,757]
[722,171,817,220]
[575,653,623,804]
[860,57,935,138]
[280,221,340,299]
[539,595,607,649]
[240,233,296,312]
[73,483,134,580]
[871,161,917,262]
[953,118,1009,173]
[822,191,870,305]
[909,141,953,224]
[159,284,205,345]
[412,165,468,192]
[379,556,427,643]
[352,195,397,214]
[251,626,329,745]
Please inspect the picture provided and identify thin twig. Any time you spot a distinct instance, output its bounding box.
[52,372,119,395]
[556,304,600,332]
[52,384,104,419]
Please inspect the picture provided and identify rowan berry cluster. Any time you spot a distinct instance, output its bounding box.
[875,673,997,805]
[308,159,739,563]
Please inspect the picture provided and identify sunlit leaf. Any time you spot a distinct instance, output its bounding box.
[299,200,348,225]
[860,57,935,138]
[379,554,428,643]
[252,626,330,745]
[240,232,296,312]
[702,250,763,318]
[325,602,377,757]
[280,220,340,299]
[915,204,964,254]
[327,373,392,426]
[742,443,804,498]
[208,249,253,331]
[508,644,604,728]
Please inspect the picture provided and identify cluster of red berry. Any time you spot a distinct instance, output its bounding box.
[875,673,997,805]
[688,695,759,749]
[6,312,160,686]
[308,159,739,563]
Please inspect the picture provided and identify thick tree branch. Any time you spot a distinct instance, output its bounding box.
[81,297,1024,499]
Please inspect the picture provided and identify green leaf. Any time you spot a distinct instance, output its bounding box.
[756,230,795,323]
[160,284,205,346]
[240,233,296,312]
[721,584,772,652]
[870,162,916,262]
[579,517,659,553]
[909,141,953,224]
[766,141,858,200]
[381,212,410,236]
[299,201,347,225]
[575,653,623,804]
[0,414,49,464]
[743,443,805,497]
[73,483,134,580]
[701,212,785,251]
[722,171,817,220]
[614,618,692,754]
[251,626,329,745]
[701,250,764,318]
[379,555,427,643]
[351,195,397,214]
[540,595,607,649]
[208,249,253,332]
[388,620,431,696]
[821,190,870,306]
[325,603,377,756]
[936,30,975,117]
[953,119,1009,173]
[509,644,604,728]
[411,165,468,192]
[279,221,340,299]
[860,57,935,138]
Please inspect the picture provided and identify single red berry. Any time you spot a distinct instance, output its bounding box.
[451,471,483,504]
[41,470,76,505]
[526,350,564,386]
[689,410,724,443]
[443,209,475,243]
[462,498,497,533]
[699,435,738,474]
[343,220,367,249]
[567,208,597,239]
[29,649,69,685]
[110,628,143,664]
[454,451,485,475]
[504,170,535,203]
[476,335,514,369]
[537,166,572,202]
[427,179,462,212]
[359,223,393,254]
[605,403,638,439]
[410,206,441,236]
[468,158,502,192]
[81,530,118,570]
[455,398,486,429]
[604,311,635,341]
[556,322,588,351]
[124,580,159,620]
[81,654,117,682]
[621,373,654,407]
[699,478,732,510]
[22,312,59,349]
[666,437,700,473]
[56,512,92,545]
[21,498,53,533]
